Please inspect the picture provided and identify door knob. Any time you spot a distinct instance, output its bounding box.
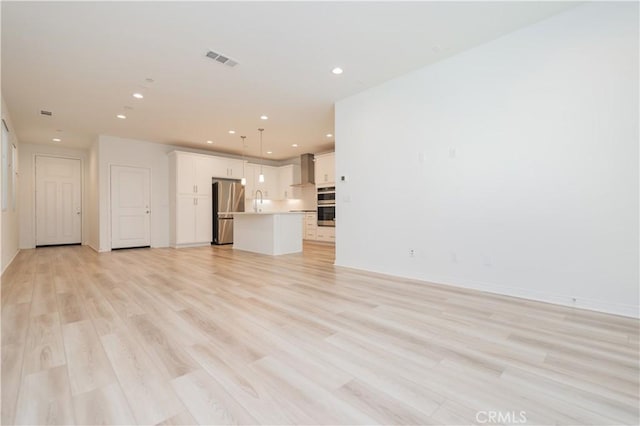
[146,210,150,214]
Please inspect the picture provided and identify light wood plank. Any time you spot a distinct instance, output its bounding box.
[334,379,435,425]
[155,409,198,426]
[170,369,258,425]
[101,331,186,425]
[1,343,25,425]
[72,382,136,425]
[30,280,58,317]
[62,319,117,395]
[127,313,200,380]
[1,302,31,346]
[248,356,377,424]
[57,291,88,324]
[14,365,75,425]
[23,312,66,374]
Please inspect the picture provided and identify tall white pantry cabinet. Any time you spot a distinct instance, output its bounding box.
[169,152,215,246]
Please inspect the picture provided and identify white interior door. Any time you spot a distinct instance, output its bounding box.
[110,165,150,249]
[35,156,82,246]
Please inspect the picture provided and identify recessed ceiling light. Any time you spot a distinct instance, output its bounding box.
[326,133,333,138]
[292,144,298,147]
[260,115,268,120]
[133,93,144,99]
[52,138,61,142]
[228,130,235,134]
[332,67,343,75]
[266,151,273,154]
[206,140,214,144]
[116,114,126,119]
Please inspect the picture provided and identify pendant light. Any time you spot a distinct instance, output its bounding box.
[258,128,265,183]
[240,135,247,186]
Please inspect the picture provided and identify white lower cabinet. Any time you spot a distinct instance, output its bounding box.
[303,213,335,243]
[304,213,317,240]
[316,226,335,242]
[174,195,211,246]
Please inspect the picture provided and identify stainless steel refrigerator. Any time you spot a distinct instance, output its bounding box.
[212,179,245,245]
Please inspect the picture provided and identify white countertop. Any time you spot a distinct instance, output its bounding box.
[220,211,305,216]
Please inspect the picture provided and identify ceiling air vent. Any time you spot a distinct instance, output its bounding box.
[205,50,238,68]
[40,110,52,116]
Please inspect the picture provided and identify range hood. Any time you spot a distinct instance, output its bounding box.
[292,153,315,186]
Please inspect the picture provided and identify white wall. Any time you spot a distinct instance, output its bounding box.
[98,135,172,251]
[18,143,89,249]
[335,3,639,317]
[1,97,20,272]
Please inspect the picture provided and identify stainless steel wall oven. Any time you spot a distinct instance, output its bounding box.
[317,186,335,227]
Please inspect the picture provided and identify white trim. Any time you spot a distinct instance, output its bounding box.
[1,248,19,275]
[86,242,100,253]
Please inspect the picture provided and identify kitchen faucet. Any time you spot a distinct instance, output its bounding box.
[254,190,263,212]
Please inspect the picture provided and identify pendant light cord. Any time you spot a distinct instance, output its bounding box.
[240,135,246,183]
[258,128,264,176]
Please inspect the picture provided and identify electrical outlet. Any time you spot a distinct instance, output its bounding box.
[449,147,457,159]
[451,252,458,263]
[409,249,415,258]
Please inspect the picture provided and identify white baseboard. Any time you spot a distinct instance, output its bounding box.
[334,261,639,319]
[171,242,211,249]
[1,249,20,276]
[86,243,100,253]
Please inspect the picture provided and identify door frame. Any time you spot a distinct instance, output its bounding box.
[107,163,152,250]
[33,154,84,247]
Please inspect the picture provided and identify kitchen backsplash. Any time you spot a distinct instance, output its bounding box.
[245,187,316,212]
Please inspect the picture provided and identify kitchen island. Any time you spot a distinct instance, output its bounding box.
[229,212,304,255]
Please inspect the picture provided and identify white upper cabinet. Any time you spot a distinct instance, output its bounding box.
[211,156,244,179]
[279,164,301,200]
[315,152,335,185]
[174,152,213,196]
[243,162,256,200]
[241,161,306,201]
[258,165,279,199]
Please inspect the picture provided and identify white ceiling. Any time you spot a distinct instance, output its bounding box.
[1,1,577,160]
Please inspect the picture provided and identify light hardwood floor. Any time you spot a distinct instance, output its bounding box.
[1,242,638,425]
